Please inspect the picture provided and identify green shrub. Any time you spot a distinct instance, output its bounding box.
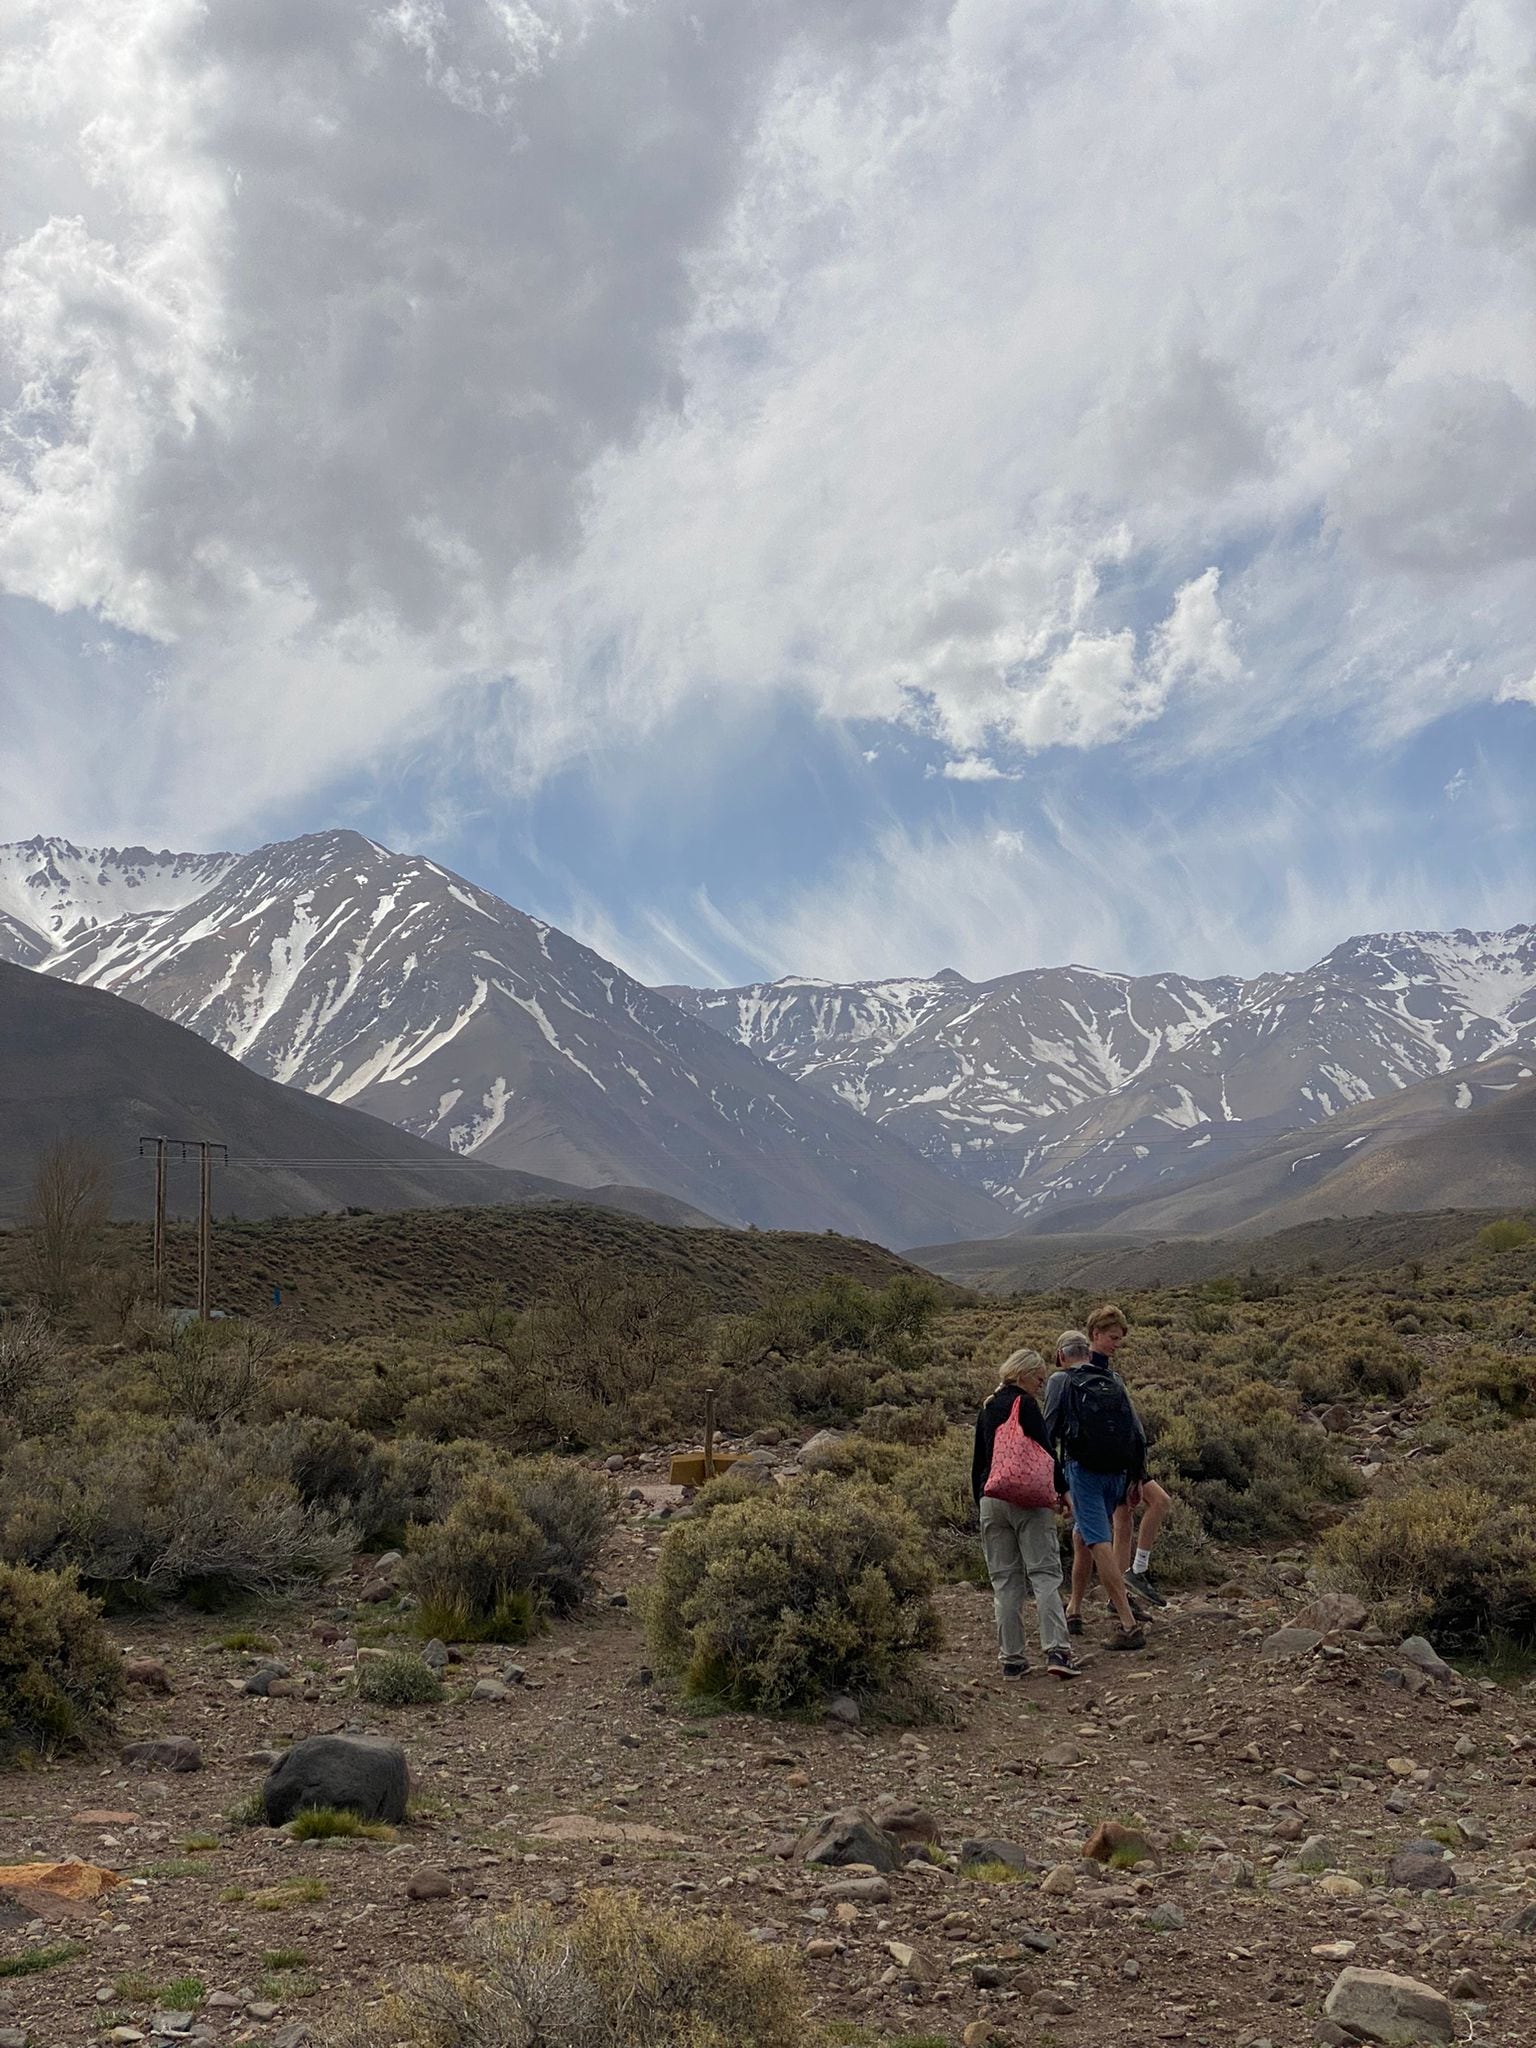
[890,1431,988,1586]
[0,1941,86,1978]
[1476,1217,1534,1255]
[0,1561,121,1761]
[647,1474,940,1711]
[321,1888,806,2048]
[0,1421,353,1607]
[1320,1478,1536,1649]
[505,1456,612,1614]
[402,1475,545,1642]
[859,1399,947,1446]
[355,1653,443,1705]
[0,1311,71,1434]
[287,1807,393,1842]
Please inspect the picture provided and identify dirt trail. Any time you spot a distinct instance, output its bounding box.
[3,1523,1534,2048]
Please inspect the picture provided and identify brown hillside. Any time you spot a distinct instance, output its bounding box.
[0,1201,949,1333]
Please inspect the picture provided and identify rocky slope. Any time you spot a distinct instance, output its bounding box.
[0,836,1003,1246]
[0,962,706,1226]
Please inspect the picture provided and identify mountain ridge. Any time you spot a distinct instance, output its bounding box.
[0,834,1004,1247]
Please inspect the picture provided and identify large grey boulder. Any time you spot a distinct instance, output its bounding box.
[796,1807,899,1872]
[1323,1968,1455,2045]
[262,1734,409,1826]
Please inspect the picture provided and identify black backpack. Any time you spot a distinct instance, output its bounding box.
[1060,1367,1140,1474]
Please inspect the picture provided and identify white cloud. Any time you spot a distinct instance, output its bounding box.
[1444,767,1469,801]
[1,0,1534,827]
[939,755,1013,781]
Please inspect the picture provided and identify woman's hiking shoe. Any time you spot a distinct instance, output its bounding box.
[1065,1612,1084,1636]
[1001,1659,1030,1679]
[1127,1590,1153,1623]
[1130,1570,1168,1608]
[1108,1625,1146,1651]
[1046,1649,1081,1680]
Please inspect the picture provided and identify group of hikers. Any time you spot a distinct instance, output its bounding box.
[971,1304,1170,1678]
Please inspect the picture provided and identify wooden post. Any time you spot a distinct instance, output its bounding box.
[704,1387,717,1480]
[197,1141,212,1321]
[152,1137,167,1310]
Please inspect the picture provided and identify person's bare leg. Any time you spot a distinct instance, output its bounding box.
[1135,1482,1171,1555]
[1090,1540,1137,1630]
[1113,1501,1134,1576]
[1067,1529,1093,1616]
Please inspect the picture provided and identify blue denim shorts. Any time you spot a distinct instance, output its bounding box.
[1066,1461,1128,1548]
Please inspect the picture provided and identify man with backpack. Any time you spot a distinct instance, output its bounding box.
[972,1348,1081,1680]
[1044,1305,1146,1652]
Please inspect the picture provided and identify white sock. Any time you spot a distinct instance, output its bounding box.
[1133,1548,1152,1575]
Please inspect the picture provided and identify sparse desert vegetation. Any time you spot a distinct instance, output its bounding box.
[1,1201,1534,2046]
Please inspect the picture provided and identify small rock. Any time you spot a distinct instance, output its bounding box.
[1261,1626,1324,1661]
[1041,1740,1083,1767]
[1320,1874,1366,1897]
[407,1868,454,1901]
[1454,1817,1489,1850]
[884,1940,936,1983]
[1297,1835,1335,1869]
[825,1695,860,1728]
[121,1736,202,1773]
[1396,1637,1456,1687]
[245,2003,280,2023]
[1312,1941,1358,1961]
[503,1664,527,1685]
[1017,1927,1057,1952]
[122,1657,173,1693]
[1290,1592,1368,1633]
[1322,1966,1455,2045]
[472,1679,512,1702]
[962,2024,1000,2048]
[1447,1969,1484,2000]
[871,1799,940,1847]
[823,1875,891,1904]
[798,1429,847,1471]
[1040,1864,1078,1896]
[959,1838,1035,1873]
[798,1810,898,1872]
[1083,1819,1154,1865]
[1139,1903,1185,1931]
[150,2014,194,2036]
[1209,1853,1255,1887]
[1030,1989,1075,2016]
[421,1640,450,1671]
[1387,1844,1455,1892]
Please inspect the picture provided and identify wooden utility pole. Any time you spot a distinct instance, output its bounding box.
[139,1137,226,1318]
[198,1141,213,1322]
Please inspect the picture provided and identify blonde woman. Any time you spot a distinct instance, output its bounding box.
[971,1348,1080,1680]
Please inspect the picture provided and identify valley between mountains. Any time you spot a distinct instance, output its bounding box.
[1,832,1532,1245]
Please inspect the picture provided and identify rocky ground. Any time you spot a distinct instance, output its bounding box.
[3,1485,1534,2048]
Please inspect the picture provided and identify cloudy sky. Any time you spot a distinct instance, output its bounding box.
[2,0,1533,988]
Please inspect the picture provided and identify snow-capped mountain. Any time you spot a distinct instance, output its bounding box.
[0,834,1006,1246]
[671,926,1536,1219]
[5,829,1529,1238]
